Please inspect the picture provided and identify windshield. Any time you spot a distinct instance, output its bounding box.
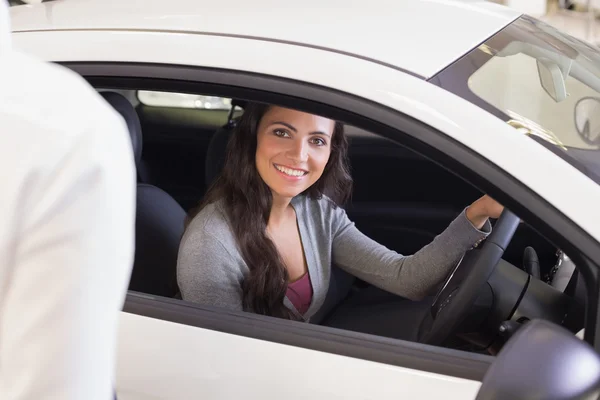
[430,15,600,184]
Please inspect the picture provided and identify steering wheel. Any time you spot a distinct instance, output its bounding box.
[418,209,521,345]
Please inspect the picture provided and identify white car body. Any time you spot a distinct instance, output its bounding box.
[9,1,600,399]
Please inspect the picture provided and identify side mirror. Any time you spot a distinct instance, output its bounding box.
[476,319,600,400]
[575,97,600,146]
[537,58,568,102]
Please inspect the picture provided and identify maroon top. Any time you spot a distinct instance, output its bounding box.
[286,273,313,315]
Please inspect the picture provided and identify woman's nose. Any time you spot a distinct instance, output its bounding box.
[286,140,309,163]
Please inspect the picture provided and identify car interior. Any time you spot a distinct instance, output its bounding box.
[97,88,586,354]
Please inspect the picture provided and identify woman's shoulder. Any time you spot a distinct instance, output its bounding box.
[292,194,348,225]
[177,200,247,290]
[181,200,236,248]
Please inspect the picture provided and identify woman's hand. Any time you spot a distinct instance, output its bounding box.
[466,195,504,230]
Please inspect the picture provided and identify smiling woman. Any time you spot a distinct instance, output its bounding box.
[179,102,354,319]
[254,106,340,203]
[176,101,502,328]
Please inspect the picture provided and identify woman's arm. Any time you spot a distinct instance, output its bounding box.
[465,195,504,229]
[177,228,245,311]
[332,196,499,301]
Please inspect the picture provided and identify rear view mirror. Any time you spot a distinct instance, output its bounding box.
[476,319,600,400]
[575,96,600,146]
[537,58,568,102]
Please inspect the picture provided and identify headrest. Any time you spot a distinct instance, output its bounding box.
[231,99,247,109]
[100,91,142,167]
[205,99,246,187]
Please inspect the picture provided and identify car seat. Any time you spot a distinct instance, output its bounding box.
[100,91,186,298]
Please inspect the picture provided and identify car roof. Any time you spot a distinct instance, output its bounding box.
[9,0,520,79]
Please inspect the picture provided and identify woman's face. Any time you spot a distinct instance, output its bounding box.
[255,106,335,202]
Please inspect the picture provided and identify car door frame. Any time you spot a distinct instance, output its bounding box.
[65,61,600,374]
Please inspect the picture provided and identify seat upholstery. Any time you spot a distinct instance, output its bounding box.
[205,121,235,189]
[100,91,185,298]
[133,183,186,297]
[99,91,143,168]
[204,100,246,188]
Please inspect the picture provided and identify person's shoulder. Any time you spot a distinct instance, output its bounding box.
[293,194,346,224]
[182,200,236,247]
[296,193,341,210]
[0,52,124,144]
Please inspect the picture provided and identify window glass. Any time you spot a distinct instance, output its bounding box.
[469,49,599,150]
[462,16,600,183]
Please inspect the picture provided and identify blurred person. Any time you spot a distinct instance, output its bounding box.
[0,1,136,399]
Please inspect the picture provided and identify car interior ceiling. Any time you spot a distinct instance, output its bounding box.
[99,88,564,346]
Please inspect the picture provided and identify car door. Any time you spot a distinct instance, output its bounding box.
[117,294,484,400]
[82,66,597,399]
[13,29,600,399]
[103,76,495,398]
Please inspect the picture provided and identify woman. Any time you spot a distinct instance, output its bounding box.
[177,102,503,321]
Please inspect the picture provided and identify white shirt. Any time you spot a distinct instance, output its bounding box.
[0,2,136,399]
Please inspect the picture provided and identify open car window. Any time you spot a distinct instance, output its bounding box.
[92,83,587,359]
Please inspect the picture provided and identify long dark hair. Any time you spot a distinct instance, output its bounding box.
[188,102,352,319]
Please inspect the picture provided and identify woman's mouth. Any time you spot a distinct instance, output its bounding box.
[273,164,308,179]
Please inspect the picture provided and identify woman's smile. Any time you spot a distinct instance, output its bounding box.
[273,163,309,180]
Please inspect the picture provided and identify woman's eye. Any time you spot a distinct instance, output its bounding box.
[311,137,327,146]
[274,129,290,138]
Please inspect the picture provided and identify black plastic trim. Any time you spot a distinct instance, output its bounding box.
[124,291,493,380]
[62,62,600,350]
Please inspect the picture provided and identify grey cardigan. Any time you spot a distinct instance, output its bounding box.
[177,195,491,320]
